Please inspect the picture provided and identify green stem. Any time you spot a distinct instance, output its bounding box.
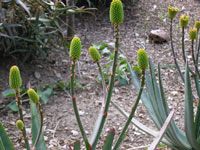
[170,18,185,82]
[192,40,200,77]
[196,29,200,66]
[182,27,186,63]
[91,24,120,149]
[33,102,43,148]
[70,59,91,150]
[113,70,145,150]
[97,62,107,105]
[15,89,30,150]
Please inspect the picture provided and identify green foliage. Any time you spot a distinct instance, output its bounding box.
[37,85,53,104]
[102,128,115,150]
[1,1,175,150]
[2,80,83,112]
[93,42,129,85]
[0,0,92,62]
[30,101,46,150]
[0,122,14,150]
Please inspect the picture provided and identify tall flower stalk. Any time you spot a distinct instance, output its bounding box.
[113,49,148,150]
[89,0,124,149]
[69,37,91,150]
[9,66,30,150]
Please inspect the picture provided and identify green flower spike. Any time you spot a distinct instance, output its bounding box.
[16,120,24,130]
[168,6,179,19]
[179,14,189,28]
[110,0,124,25]
[9,65,22,89]
[189,28,197,40]
[195,21,200,29]
[89,46,101,62]
[28,88,39,103]
[137,49,149,70]
[69,37,82,60]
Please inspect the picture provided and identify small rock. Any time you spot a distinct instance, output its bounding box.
[79,111,85,116]
[56,72,62,79]
[71,130,79,136]
[149,29,170,43]
[34,71,41,79]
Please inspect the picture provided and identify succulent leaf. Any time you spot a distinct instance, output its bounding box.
[102,128,115,150]
[110,0,124,25]
[9,66,22,89]
[189,28,197,40]
[16,120,24,130]
[195,21,200,29]
[89,46,101,62]
[179,14,189,28]
[137,49,149,70]
[168,6,179,19]
[28,89,39,103]
[0,121,15,150]
[70,37,82,60]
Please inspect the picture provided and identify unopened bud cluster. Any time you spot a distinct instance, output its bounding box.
[110,0,124,25]
[137,49,149,70]
[168,6,179,19]
[189,28,197,40]
[195,21,200,30]
[179,14,189,28]
[16,120,24,130]
[28,88,39,103]
[70,37,82,60]
[9,66,22,89]
[89,46,101,62]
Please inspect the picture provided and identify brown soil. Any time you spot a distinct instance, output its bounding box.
[1,0,200,149]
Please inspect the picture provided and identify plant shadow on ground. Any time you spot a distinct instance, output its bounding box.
[1,0,200,149]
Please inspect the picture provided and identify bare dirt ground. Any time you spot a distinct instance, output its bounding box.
[1,0,200,149]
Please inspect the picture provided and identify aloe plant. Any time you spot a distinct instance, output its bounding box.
[127,6,200,147]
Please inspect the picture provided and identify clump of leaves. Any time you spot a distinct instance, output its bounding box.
[0,0,93,62]
[2,80,82,112]
[92,42,129,85]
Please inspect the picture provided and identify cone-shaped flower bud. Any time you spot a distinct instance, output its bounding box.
[189,28,197,40]
[110,0,124,25]
[9,66,22,89]
[168,6,179,19]
[89,46,101,62]
[16,120,24,130]
[28,88,39,103]
[70,37,82,60]
[137,49,148,70]
[179,14,189,28]
[195,21,200,29]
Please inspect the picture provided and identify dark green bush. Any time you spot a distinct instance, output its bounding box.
[0,0,92,62]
